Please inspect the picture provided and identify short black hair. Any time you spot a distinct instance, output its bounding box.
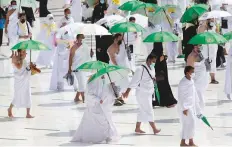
[11,0,17,5]
[76,34,84,39]
[113,33,122,40]
[129,17,136,22]
[64,8,70,13]
[146,53,157,62]
[19,13,26,18]
[184,66,194,75]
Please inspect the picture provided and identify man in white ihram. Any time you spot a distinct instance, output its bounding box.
[50,8,74,91]
[178,66,201,146]
[71,76,119,143]
[68,34,92,103]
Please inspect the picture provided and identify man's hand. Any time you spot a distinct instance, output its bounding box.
[5,28,8,34]
[90,49,94,58]
[100,100,103,104]
[183,110,188,116]
[122,91,129,99]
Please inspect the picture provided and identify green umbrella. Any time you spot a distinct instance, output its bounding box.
[110,22,145,33]
[76,61,109,72]
[89,65,130,84]
[188,32,227,45]
[223,32,232,41]
[11,40,50,62]
[198,115,213,130]
[154,83,160,105]
[180,4,209,23]
[130,3,159,16]
[118,1,144,12]
[143,31,179,43]
[11,40,50,51]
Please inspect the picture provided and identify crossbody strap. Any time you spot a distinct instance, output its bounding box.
[141,65,153,80]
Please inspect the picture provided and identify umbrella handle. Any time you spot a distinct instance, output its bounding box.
[107,73,118,98]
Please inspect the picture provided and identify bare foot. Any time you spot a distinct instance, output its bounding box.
[135,129,146,134]
[189,143,198,147]
[7,109,13,118]
[153,129,161,134]
[180,143,189,146]
[26,114,34,118]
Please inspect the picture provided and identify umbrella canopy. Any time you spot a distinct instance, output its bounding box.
[223,32,232,41]
[80,24,111,35]
[56,23,85,37]
[180,4,209,23]
[130,3,159,16]
[96,15,125,27]
[110,22,145,33]
[118,1,144,11]
[199,10,232,20]
[188,32,227,45]
[76,61,109,72]
[11,40,50,51]
[149,5,181,26]
[88,65,130,84]
[127,14,148,28]
[198,114,213,130]
[143,31,179,43]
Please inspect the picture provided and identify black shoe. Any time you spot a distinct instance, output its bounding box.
[114,100,123,106]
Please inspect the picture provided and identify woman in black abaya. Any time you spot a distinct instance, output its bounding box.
[151,42,177,108]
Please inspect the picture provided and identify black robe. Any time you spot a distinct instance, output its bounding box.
[151,42,177,107]
[95,35,113,63]
[216,45,226,67]
[37,0,50,17]
[91,3,107,23]
[183,25,197,62]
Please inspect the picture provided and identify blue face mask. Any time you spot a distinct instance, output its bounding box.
[150,63,155,69]
[100,0,105,4]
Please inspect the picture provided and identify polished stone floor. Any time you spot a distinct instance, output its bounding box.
[0,0,232,146]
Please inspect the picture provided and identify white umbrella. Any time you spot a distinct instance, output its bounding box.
[127,14,148,28]
[56,22,85,37]
[222,0,232,5]
[199,10,232,20]
[96,15,125,28]
[80,24,111,35]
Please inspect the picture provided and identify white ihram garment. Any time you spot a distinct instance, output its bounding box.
[178,77,201,140]
[71,0,82,22]
[193,61,209,110]
[36,23,57,67]
[72,43,91,92]
[108,44,130,93]
[12,60,32,108]
[129,64,155,122]
[7,10,19,47]
[50,31,74,91]
[224,43,232,95]
[72,78,119,143]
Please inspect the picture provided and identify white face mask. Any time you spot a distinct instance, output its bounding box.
[12,5,17,9]
[210,22,215,27]
[190,73,195,79]
[67,14,71,19]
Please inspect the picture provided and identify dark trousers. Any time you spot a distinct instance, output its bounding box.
[0,29,3,46]
[21,7,35,27]
[216,45,226,67]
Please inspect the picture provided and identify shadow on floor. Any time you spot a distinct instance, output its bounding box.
[32,89,74,96]
[154,118,179,123]
[113,108,138,114]
[0,76,13,79]
[171,84,179,87]
[38,102,75,107]
[121,133,173,137]
[46,130,76,137]
[24,128,60,132]
[0,137,27,141]
[0,117,16,122]
[59,142,94,146]
[205,100,232,107]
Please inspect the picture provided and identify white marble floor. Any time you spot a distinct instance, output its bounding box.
[0,0,232,146]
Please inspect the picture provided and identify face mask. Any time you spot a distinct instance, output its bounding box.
[67,14,71,19]
[20,19,26,23]
[100,0,104,4]
[150,63,155,68]
[190,73,195,79]
[209,22,215,27]
[117,40,122,45]
[12,5,17,9]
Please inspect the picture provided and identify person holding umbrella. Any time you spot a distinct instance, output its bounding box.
[178,66,201,147]
[123,53,161,134]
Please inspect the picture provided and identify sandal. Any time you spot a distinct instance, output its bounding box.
[210,80,219,84]
[114,100,123,106]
